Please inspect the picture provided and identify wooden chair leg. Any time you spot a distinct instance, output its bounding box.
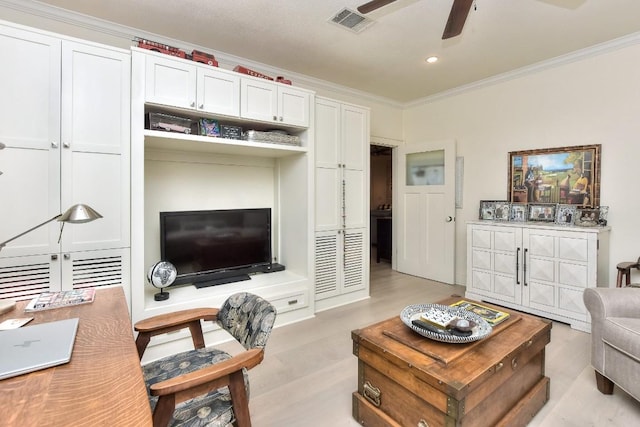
[152,395,176,427]
[228,370,251,427]
[595,371,614,395]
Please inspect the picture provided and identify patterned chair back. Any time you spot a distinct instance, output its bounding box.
[217,292,277,350]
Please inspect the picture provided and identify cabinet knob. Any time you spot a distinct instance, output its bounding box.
[446,216,453,222]
[63,142,70,148]
[190,101,196,108]
[64,253,71,260]
[279,116,283,121]
[51,142,59,149]
[273,115,277,121]
[199,104,204,109]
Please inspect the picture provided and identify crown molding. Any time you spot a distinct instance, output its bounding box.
[3,0,639,110]
[0,0,403,109]
[406,31,640,108]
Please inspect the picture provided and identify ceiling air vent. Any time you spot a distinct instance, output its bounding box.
[330,8,375,33]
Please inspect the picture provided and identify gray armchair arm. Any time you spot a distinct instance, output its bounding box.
[584,288,640,321]
[583,287,640,374]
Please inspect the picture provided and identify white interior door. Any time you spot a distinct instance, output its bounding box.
[397,140,456,283]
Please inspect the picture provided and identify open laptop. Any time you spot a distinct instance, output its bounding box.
[0,317,79,380]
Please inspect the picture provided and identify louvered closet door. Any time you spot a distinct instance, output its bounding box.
[315,231,340,300]
[343,228,366,293]
[61,248,129,292]
[314,229,367,300]
[0,255,61,300]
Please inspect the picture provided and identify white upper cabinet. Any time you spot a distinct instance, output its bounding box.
[197,66,240,117]
[145,51,240,117]
[240,78,310,127]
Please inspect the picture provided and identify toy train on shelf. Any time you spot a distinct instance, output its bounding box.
[135,38,291,83]
[136,39,218,66]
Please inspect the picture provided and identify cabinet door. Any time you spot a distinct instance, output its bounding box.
[314,229,367,301]
[0,26,61,258]
[240,78,277,122]
[315,99,341,231]
[342,104,368,171]
[315,230,340,300]
[60,248,129,298]
[467,224,522,304]
[524,228,591,320]
[60,41,130,253]
[197,67,240,116]
[343,228,367,293]
[145,54,196,109]
[0,254,62,299]
[342,104,369,229]
[278,86,310,127]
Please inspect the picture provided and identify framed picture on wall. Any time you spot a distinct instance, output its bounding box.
[508,145,601,207]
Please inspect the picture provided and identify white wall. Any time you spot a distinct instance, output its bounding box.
[403,41,640,285]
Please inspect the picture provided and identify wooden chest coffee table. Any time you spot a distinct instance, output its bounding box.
[351,297,552,427]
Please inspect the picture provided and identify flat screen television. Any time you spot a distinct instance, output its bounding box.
[160,208,272,287]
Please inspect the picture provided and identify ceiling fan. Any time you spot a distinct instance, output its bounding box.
[357,0,474,39]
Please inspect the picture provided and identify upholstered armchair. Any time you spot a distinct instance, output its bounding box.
[583,287,640,401]
[134,292,276,427]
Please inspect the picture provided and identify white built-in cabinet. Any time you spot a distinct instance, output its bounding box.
[131,48,316,357]
[314,97,370,311]
[466,221,610,331]
[240,78,310,127]
[0,23,130,301]
[144,53,240,117]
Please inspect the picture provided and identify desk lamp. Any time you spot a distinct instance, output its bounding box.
[0,203,103,252]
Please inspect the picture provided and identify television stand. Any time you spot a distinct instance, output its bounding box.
[193,274,251,289]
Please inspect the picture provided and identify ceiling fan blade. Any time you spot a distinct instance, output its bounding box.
[442,0,474,39]
[357,0,397,14]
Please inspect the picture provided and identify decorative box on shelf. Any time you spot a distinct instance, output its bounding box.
[244,130,301,146]
[146,112,194,134]
[220,124,243,140]
[199,118,220,137]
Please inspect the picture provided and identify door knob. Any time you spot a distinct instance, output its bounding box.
[446,216,454,222]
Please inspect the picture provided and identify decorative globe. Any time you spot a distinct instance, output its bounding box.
[147,261,177,301]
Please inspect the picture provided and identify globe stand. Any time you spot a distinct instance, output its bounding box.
[154,289,170,301]
[147,261,177,302]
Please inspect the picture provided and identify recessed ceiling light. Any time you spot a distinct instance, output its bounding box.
[425,56,439,63]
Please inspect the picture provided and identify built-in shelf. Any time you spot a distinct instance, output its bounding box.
[144,129,307,157]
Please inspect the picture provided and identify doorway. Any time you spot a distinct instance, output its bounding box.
[370,145,393,267]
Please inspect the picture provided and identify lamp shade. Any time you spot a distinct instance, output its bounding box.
[57,204,103,223]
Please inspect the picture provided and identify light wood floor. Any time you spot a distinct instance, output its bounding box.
[240,254,640,426]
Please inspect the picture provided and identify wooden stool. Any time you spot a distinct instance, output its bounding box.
[616,259,640,287]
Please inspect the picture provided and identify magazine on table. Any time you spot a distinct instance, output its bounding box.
[24,289,96,312]
[450,300,510,326]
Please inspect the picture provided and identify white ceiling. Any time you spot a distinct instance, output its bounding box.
[34,0,640,103]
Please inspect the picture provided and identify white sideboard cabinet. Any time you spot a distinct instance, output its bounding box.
[0,23,130,301]
[314,97,370,311]
[466,221,610,331]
